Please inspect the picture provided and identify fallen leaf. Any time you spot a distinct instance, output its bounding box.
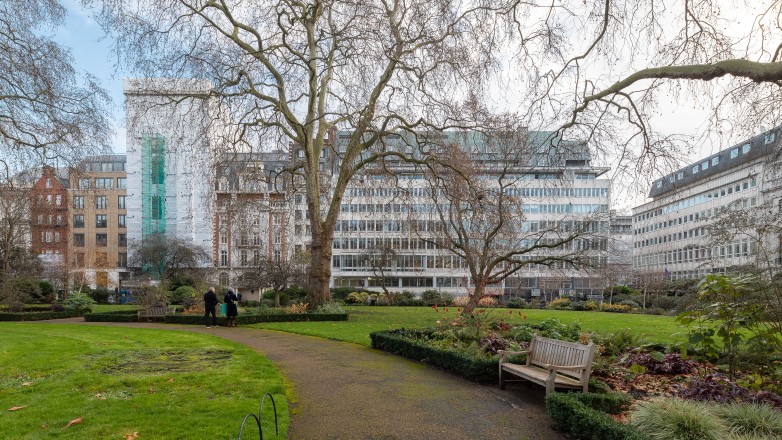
[147,389,156,394]
[8,406,27,411]
[41,424,48,430]
[123,432,139,440]
[22,381,32,386]
[95,393,105,399]
[167,378,174,383]
[64,417,83,428]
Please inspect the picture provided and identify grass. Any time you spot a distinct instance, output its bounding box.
[249,306,687,346]
[0,323,289,439]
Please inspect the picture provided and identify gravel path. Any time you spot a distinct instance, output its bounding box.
[47,319,564,440]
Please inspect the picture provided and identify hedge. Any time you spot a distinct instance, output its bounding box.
[545,392,647,440]
[0,310,83,321]
[165,313,348,325]
[370,329,497,383]
[84,313,139,322]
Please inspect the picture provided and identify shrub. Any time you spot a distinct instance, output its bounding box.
[38,280,55,302]
[504,298,529,309]
[63,292,96,313]
[546,392,648,440]
[316,302,345,314]
[478,296,498,307]
[239,300,261,307]
[548,298,572,310]
[630,398,728,440]
[171,285,197,306]
[0,310,82,321]
[678,374,782,409]
[590,329,649,357]
[345,291,369,304]
[89,288,111,304]
[13,277,41,303]
[618,299,641,308]
[285,303,308,314]
[712,402,782,438]
[451,296,469,307]
[395,299,425,307]
[624,351,698,374]
[600,303,633,313]
[421,289,442,305]
[50,303,65,312]
[440,292,455,306]
[649,295,681,311]
[331,287,360,301]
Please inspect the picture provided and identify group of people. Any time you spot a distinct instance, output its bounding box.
[202,287,240,328]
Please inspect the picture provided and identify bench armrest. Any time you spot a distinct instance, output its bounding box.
[498,350,530,363]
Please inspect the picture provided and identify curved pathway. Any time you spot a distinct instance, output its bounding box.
[50,319,563,440]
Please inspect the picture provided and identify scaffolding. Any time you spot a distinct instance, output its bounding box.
[141,135,166,277]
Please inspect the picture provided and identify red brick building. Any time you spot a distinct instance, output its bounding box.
[29,166,69,284]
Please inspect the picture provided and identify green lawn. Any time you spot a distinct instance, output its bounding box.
[0,324,289,439]
[250,306,688,346]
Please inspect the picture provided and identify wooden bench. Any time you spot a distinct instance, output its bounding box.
[498,334,596,396]
[138,306,172,320]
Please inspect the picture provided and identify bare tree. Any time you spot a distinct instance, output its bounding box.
[128,233,210,282]
[0,0,111,182]
[0,184,41,302]
[246,253,308,307]
[359,244,398,298]
[413,131,610,313]
[87,0,516,308]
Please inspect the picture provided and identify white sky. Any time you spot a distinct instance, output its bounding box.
[56,0,758,212]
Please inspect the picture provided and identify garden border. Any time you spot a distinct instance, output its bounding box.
[545,392,647,440]
[0,310,83,321]
[84,312,349,325]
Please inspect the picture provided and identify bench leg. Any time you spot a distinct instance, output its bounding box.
[499,367,506,390]
[545,370,557,396]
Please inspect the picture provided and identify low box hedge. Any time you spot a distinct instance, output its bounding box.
[0,310,82,321]
[84,312,139,322]
[370,329,498,383]
[165,312,349,325]
[546,392,647,440]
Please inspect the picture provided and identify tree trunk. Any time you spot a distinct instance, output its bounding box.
[306,239,333,309]
[463,278,486,315]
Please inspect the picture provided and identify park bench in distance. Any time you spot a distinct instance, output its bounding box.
[137,305,173,321]
[498,334,596,396]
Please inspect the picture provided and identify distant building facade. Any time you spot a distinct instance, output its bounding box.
[29,166,69,286]
[632,126,782,281]
[67,155,128,289]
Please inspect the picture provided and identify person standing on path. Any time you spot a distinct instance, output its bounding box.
[224,289,239,327]
[203,287,218,328]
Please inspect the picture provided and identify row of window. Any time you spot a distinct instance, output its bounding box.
[72,233,127,247]
[522,204,609,214]
[655,139,766,189]
[218,249,282,266]
[504,187,608,198]
[77,177,126,189]
[633,240,757,268]
[72,214,126,229]
[636,177,757,223]
[36,214,64,226]
[73,195,126,210]
[72,252,127,268]
[635,196,758,237]
[36,194,64,206]
[81,161,126,173]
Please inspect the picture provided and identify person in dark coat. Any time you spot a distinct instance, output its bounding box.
[203,287,218,328]
[224,289,239,327]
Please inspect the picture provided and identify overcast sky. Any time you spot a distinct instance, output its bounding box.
[56,0,760,212]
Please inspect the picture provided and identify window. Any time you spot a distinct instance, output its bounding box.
[54,232,60,242]
[117,178,126,189]
[55,214,62,225]
[730,148,739,158]
[46,194,52,205]
[96,234,108,247]
[72,214,84,228]
[253,250,260,265]
[55,195,62,206]
[73,196,84,209]
[219,272,229,286]
[95,214,107,228]
[118,233,127,247]
[220,250,228,267]
[95,196,107,209]
[73,233,85,247]
[118,214,126,228]
[37,214,43,224]
[118,195,126,209]
[701,161,708,170]
[78,178,90,189]
[765,133,775,144]
[668,176,674,183]
[742,143,751,154]
[692,165,699,174]
[240,250,248,266]
[45,178,52,188]
[95,178,113,189]
[118,253,127,268]
[712,157,719,166]
[676,172,683,180]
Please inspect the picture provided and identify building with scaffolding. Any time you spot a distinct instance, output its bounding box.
[124,79,218,275]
